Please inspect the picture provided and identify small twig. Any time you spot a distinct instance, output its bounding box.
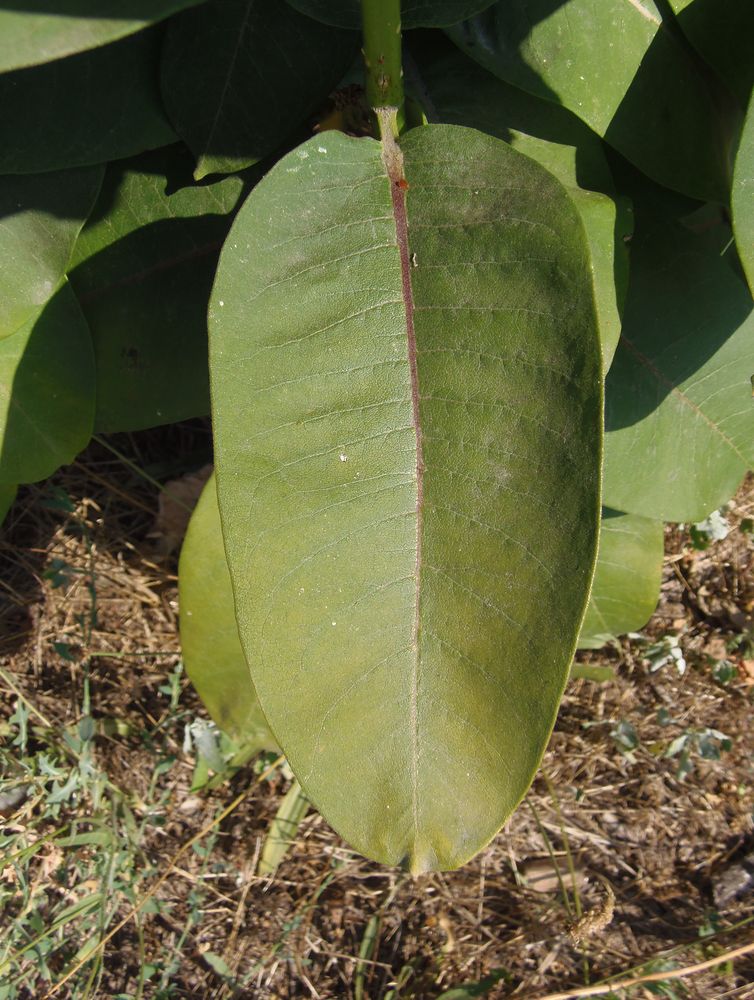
[524,937,754,1000]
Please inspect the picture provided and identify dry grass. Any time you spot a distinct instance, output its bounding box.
[1,426,753,999]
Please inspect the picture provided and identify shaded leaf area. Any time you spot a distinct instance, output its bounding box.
[0,166,102,340]
[178,472,275,752]
[410,33,631,371]
[68,145,260,433]
[0,28,174,174]
[0,281,94,485]
[285,0,495,29]
[210,126,601,871]
[447,0,729,203]
[732,96,754,297]
[161,0,358,180]
[578,509,664,649]
[602,176,754,523]
[0,1,204,72]
[669,0,754,108]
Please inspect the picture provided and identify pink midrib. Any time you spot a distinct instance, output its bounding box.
[385,147,423,847]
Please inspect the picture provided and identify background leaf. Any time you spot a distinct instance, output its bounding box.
[0,1,205,72]
[160,0,358,180]
[68,145,257,432]
[179,473,275,751]
[285,0,496,30]
[447,0,729,202]
[0,29,175,174]
[578,509,664,649]
[0,166,102,340]
[732,95,754,297]
[0,282,94,485]
[668,0,754,108]
[602,184,754,522]
[210,126,601,871]
[410,35,631,370]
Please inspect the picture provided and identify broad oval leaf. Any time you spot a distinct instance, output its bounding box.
[210,125,602,871]
[732,96,754,297]
[161,0,358,180]
[603,198,754,522]
[410,35,631,372]
[0,30,174,174]
[0,2,204,73]
[0,167,102,340]
[285,0,496,29]
[668,0,754,108]
[0,282,94,485]
[69,146,257,432]
[447,0,728,203]
[578,509,664,649]
[179,473,275,752]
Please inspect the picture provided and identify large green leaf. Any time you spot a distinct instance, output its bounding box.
[732,96,754,297]
[447,0,728,203]
[179,473,275,751]
[285,0,495,29]
[668,0,754,108]
[602,198,754,522]
[0,29,175,174]
[0,2,205,73]
[0,282,94,485]
[0,167,102,341]
[69,146,255,432]
[578,510,663,649]
[410,35,630,371]
[160,0,358,180]
[210,125,602,871]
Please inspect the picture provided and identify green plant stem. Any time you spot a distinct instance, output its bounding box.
[361,0,403,112]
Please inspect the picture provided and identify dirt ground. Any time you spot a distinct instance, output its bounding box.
[1,423,753,999]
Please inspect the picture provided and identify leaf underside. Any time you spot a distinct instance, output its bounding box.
[732,96,754,297]
[578,509,664,649]
[179,473,276,752]
[210,124,602,871]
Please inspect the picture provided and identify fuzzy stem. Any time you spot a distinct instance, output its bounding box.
[361,0,403,112]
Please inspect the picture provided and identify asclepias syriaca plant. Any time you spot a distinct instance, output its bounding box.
[207,0,602,871]
[4,0,753,874]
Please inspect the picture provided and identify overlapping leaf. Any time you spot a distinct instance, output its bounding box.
[603,193,754,522]
[0,2,204,73]
[410,36,630,370]
[0,167,102,340]
[0,283,94,485]
[285,0,495,29]
[578,510,664,649]
[0,29,174,174]
[668,0,754,107]
[69,146,256,432]
[210,125,601,870]
[447,0,728,202]
[161,0,358,180]
[732,96,754,296]
[179,473,275,751]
